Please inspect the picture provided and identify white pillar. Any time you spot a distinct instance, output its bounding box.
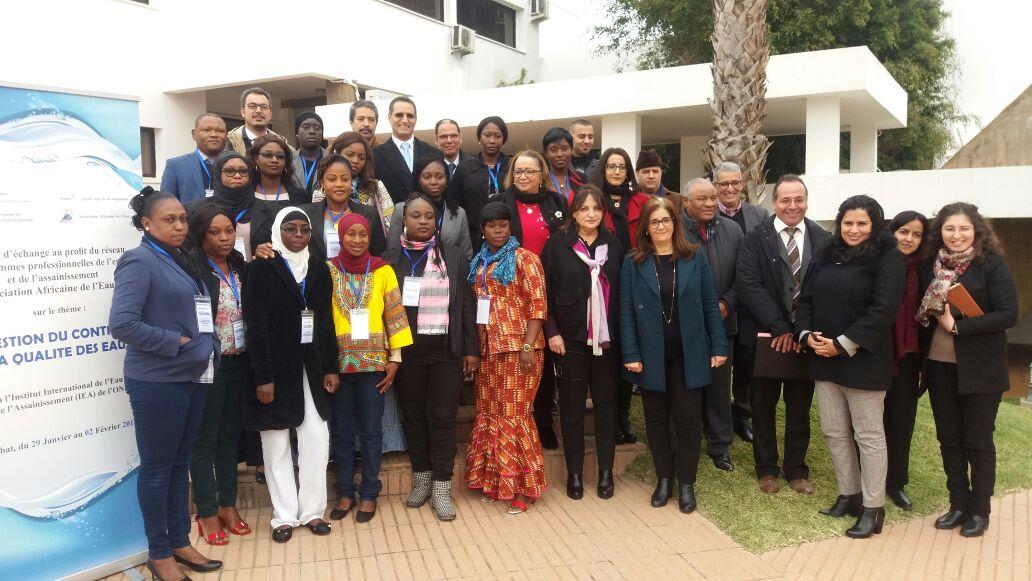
[600,113,641,160]
[849,123,878,173]
[805,96,841,176]
[678,136,708,187]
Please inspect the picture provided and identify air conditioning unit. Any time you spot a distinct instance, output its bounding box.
[451,25,475,55]
[530,0,549,21]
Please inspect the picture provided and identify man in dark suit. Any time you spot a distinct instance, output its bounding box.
[736,174,831,495]
[372,96,440,204]
[434,119,471,178]
[713,160,770,443]
[160,113,227,203]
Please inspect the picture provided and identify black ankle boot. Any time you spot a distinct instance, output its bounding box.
[960,515,989,537]
[845,507,885,539]
[678,482,697,514]
[819,494,862,518]
[934,509,966,530]
[597,469,615,499]
[651,478,672,507]
[617,417,638,444]
[566,473,584,500]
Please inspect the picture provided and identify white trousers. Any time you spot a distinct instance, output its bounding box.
[260,374,329,528]
[815,380,887,508]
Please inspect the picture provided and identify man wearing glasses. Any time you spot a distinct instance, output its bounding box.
[227,87,292,155]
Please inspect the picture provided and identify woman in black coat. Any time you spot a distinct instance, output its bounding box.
[541,184,625,501]
[916,202,1018,538]
[795,195,905,539]
[384,192,479,521]
[242,206,339,543]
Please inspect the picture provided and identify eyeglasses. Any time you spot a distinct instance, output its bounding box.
[258,152,286,161]
[512,169,541,177]
[222,168,249,177]
[245,103,271,111]
[605,164,627,171]
[648,217,674,229]
[281,225,313,235]
[715,180,743,188]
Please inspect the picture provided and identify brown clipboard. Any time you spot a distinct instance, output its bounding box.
[947,283,984,317]
[752,333,810,381]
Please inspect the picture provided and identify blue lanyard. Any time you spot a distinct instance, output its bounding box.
[479,261,492,298]
[402,242,433,277]
[346,258,371,305]
[300,155,318,188]
[326,207,349,228]
[549,171,571,195]
[235,208,249,223]
[207,258,240,307]
[259,183,284,201]
[195,150,212,189]
[146,239,204,294]
[486,162,501,194]
[280,256,308,309]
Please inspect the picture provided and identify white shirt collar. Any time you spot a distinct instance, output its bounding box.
[243,126,265,141]
[773,215,806,236]
[444,154,461,166]
[392,134,414,150]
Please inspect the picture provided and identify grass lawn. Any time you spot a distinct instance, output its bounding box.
[624,395,1032,553]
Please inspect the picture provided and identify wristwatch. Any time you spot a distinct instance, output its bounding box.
[950,322,959,335]
[521,343,533,352]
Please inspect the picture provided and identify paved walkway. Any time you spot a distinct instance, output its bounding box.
[105,481,1031,580]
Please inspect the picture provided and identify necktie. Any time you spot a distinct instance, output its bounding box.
[785,226,801,313]
[448,162,456,178]
[401,142,413,173]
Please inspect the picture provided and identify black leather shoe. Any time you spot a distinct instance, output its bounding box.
[710,454,733,472]
[733,418,754,443]
[678,482,697,514]
[147,560,191,581]
[566,473,584,500]
[304,520,332,536]
[172,553,222,573]
[651,478,672,507]
[960,515,989,537]
[846,507,885,538]
[356,504,377,524]
[271,526,293,543]
[934,509,966,530]
[819,494,862,518]
[254,469,266,484]
[617,419,638,445]
[330,496,356,520]
[597,469,615,499]
[888,489,914,511]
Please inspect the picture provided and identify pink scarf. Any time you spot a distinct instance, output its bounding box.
[916,247,975,326]
[573,239,611,355]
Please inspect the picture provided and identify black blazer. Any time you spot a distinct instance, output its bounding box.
[447,152,511,242]
[794,233,906,390]
[540,228,625,346]
[736,216,832,346]
[383,243,479,360]
[299,200,387,261]
[491,188,568,246]
[373,137,441,204]
[185,197,277,256]
[241,253,337,431]
[918,253,1018,395]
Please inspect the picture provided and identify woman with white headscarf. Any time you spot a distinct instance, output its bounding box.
[242,206,339,544]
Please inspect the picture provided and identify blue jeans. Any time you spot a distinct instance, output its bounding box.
[333,372,386,501]
[125,378,206,559]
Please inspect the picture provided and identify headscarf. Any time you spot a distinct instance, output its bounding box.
[915,246,976,326]
[271,206,311,283]
[211,150,254,218]
[330,213,388,275]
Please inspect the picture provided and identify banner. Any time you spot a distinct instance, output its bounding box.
[0,85,147,580]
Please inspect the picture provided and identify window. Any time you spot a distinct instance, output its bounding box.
[383,0,443,21]
[140,127,156,178]
[458,0,516,48]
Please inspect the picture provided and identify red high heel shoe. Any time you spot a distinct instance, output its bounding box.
[196,515,229,546]
[218,514,252,536]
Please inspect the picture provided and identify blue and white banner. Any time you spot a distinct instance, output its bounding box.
[0,85,146,580]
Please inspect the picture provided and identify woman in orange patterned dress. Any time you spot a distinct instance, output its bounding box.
[464,202,548,513]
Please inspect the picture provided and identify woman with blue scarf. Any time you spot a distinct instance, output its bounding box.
[463,202,549,514]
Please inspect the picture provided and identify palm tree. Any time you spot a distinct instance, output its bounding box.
[703,0,771,203]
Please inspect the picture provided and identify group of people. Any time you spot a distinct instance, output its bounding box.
[110,87,1017,580]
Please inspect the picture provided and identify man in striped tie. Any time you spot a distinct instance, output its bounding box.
[735,175,832,496]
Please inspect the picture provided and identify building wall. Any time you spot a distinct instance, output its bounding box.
[944,85,1032,169]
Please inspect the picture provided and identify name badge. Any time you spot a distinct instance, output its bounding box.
[196,354,214,384]
[476,296,491,325]
[234,236,248,260]
[232,319,246,349]
[350,308,370,340]
[204,188,214,198]
[300,309,314,344]
[402,276,422,307]
[326,232,340,259]
[195,296,214,333]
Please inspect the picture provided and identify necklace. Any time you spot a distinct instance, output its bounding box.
[654,254,676,324]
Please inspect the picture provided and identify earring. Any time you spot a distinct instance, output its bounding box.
[145,227,150,231]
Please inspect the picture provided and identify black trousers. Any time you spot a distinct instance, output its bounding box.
[557,347,618,475]
[750,376,814,480]
[884,354,921,492]
[641,358,702,485]
[731,340,752,421]
[396,358,464,481]
[926,360,1002,517]
[534,349,558,438]
[617,377,633,427]
[701,340,733,456]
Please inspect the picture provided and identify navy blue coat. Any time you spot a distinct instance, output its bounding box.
[619,251,729,391]
[109,239,219,382]
[161,150,213,204]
